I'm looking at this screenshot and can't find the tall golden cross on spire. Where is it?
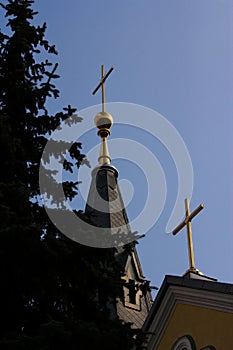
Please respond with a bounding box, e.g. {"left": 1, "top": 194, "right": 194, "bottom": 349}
{"left": 173, "top": 198, "right": 204, "bottom": 275}
{"left": 92, "top": 65, "right": 114, "bottom": 112}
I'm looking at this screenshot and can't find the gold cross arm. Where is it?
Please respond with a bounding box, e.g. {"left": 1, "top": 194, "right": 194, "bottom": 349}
{"left": 172, "top": 198, "right": 204, "bottom": 273}
{"left": 92, "top": 65, "right": 114, "bottom": 112}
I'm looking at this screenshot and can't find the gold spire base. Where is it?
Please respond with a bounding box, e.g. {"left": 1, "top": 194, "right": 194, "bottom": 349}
{"left": 183, "top": 267, "right": 204, "bottom": 276}
{"left": 98, "top": 137, "right": 111, "bottom": 165}
{"left": 97, "top": 128, "right": 110, "bottom": 138}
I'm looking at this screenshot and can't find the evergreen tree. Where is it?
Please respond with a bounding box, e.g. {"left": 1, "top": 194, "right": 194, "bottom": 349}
{"left": 0, "top": 1, "right": 145, "bottom": 349}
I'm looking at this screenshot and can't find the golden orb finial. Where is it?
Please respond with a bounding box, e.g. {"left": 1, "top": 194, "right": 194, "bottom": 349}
{"left": 94, "top": 111, "right": 114, "bottom": 138}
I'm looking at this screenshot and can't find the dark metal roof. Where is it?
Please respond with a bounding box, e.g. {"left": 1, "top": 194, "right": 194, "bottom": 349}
{"left": 85, "top": 164, "right": 152, "bottom": 327}
{"left": 85, "top": 164, "right": 131, "bottom": 232}
{"left": 85, "top": 164, "right": 141, "bottom": 248}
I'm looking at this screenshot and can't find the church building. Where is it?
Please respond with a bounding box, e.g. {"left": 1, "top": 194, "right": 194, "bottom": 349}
{"left": 86, "top": 66, "right": 233, "bottom": 349}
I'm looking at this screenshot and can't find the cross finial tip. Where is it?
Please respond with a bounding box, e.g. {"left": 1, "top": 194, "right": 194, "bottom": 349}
{"left": 173, "top": 198, "right": 205, "bottom": 272}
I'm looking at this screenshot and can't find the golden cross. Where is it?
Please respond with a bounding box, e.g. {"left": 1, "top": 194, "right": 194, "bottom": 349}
{"left": 92, "top": 64, "right": 114, "bottom": 112}
{"left": 173, "top": 198, "right": 204, "bottom": 274}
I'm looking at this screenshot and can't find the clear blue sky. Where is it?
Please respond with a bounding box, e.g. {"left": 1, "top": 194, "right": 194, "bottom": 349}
{"left": 2, "top": 0, "right": 233, "bottom": 289}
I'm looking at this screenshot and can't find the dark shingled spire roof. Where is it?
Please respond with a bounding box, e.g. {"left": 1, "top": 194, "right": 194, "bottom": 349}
{"left": 85, "top": 164, "right": 131, "bottom": 233}
{"left": 85, "top": 163, "right": 153, "bottom": 328}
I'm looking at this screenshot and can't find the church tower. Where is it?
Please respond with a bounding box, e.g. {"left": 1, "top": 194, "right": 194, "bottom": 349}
{"left": 84, "top": 65, "right": 153, "bottom": 328}
{"left": 83, "top": 66, "right": 233, "bottom": 347}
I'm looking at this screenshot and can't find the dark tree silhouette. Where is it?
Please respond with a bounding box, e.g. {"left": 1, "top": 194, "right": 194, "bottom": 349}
{"left": 0, "top": 1, "right": 145, "bottom": 349}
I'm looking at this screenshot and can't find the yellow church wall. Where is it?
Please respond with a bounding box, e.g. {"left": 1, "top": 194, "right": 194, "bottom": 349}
{"left": 156, "top": 303, "right": 233, "bottom": 350}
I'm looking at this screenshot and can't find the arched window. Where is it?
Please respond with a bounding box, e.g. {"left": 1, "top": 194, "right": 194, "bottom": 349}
{"left": 171, "top": 335, "right": 196, "bottom": 350}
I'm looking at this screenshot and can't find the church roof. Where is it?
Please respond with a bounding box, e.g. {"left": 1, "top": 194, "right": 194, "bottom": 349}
{"left": 143, "top": 273, "right": 233, "bottom": 332}
{"left": 84, "top": 163, "right": 152, "bottom": 328}
{"left": 85, "top": 164, "right": 131, "bottom": 234}
{"left": 86, "top": 66, "right": 152, "bottom": 327}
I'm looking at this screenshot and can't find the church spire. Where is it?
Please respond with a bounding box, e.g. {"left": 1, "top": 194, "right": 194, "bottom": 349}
{"left": 86, "top": 64, "right": 130, "bottom": 232}
{"left": 85, "top": 66, "right": 153, "bottom": 328}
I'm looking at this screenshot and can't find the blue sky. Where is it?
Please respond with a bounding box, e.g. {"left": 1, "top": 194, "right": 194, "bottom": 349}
{"left": 2, "top": 0, "right": 233, "bottom": 289}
